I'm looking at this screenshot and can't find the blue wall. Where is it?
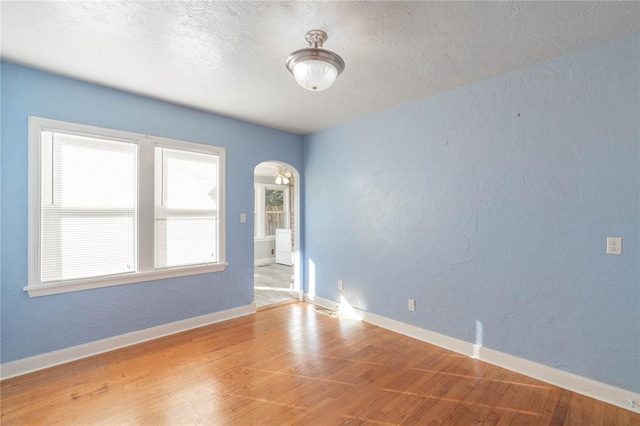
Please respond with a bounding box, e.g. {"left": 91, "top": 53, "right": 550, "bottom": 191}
{"left": 0, "top": 62, "right": 302, "bottom": 363}
{"left": 303, "top": 35, "right": 639, "bottom": 392}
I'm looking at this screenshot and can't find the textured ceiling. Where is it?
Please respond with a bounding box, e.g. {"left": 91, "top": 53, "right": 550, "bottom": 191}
{"left": 1, "top": 1, "right": 638, "bottom": 135}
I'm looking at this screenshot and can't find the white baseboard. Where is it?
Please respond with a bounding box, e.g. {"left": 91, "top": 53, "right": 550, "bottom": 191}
{"left": 254, "top": 257, "right": 275, "bottom": 266}
{"left": 0, "top": 303, "right": 256, "bottom": 381}
{"left": 304, "top": 294, "right": 640, "bottom": 413}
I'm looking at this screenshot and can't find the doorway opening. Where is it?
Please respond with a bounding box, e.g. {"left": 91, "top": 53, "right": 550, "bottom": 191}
{"left": 253, "top": 161, "right": 301, "bottom": 308}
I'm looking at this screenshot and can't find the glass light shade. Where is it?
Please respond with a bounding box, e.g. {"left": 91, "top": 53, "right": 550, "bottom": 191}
{"left": 274, "top": 175, "right": 290, "bottom": 185}
{"left": 292, "top": 60, "right": 338, "bottom": 91}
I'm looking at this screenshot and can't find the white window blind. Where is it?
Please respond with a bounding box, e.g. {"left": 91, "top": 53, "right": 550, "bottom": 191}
{"left": 40, "top": 131, "right": 137, "bottom": 283}
{"left": 155, "top": 147, "right": 218, "bottom": 269}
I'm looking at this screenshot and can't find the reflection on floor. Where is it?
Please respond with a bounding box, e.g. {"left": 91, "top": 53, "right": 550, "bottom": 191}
{"left": 254, "top": 263, "right": 296, "bottom": 308}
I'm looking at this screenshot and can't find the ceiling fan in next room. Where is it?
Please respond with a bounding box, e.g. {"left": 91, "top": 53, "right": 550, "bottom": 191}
{"left": 274, "top": 167, "right": 293, "bottom": 185}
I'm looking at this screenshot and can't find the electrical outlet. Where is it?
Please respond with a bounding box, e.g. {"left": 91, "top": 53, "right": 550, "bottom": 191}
{"left": 607, "top": 237, "right": 622, "bottom": 255}
{"left": 338, "top": 280, "right": 343, "bottom": 290}
{"left": 408, "top": 299, "right": 415, "bottom": 311}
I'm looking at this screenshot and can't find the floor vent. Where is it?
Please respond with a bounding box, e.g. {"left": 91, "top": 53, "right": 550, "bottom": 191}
{"left": 314, "top": 306, "right": 338, "bottom": 318}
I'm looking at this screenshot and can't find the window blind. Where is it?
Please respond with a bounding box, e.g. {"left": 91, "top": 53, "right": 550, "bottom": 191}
{"left": 40, "top": 131, "right": 137, "bottom": 283}
{"left": 154, "top": 147, "right": 218, "bottom": 269}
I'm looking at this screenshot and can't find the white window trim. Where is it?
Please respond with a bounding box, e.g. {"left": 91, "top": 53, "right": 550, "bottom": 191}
{"left": 26, "top": 116, "right": 227, "bottom": 297}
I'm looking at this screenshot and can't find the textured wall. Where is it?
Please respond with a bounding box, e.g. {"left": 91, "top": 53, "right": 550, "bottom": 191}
{"left": 303, "top": 35, "right": 639, "bottom": 392}
{"left": 0, "top": 62, "right": 302, "bottom": 363}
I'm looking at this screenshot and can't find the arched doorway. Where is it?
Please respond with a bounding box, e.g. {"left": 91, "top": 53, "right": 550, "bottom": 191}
{"left": 253, "top": 161, "right": 301, "bottom": 308}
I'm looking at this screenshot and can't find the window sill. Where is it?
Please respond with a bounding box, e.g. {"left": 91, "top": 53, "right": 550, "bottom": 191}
{"left": 24, "top": 263, "right": 228, "bottom": 297}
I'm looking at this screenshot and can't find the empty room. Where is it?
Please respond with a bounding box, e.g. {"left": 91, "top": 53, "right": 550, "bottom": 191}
{"left": 1, "top": 1, "right": 639, "bottom": 424}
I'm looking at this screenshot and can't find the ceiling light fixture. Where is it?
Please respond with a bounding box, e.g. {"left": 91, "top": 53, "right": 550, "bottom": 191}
{"left": 274, "top": 169, "right": 292, "bottom": 185}
{"left": 286, "top": 29, "right": 345, "bottom": 92}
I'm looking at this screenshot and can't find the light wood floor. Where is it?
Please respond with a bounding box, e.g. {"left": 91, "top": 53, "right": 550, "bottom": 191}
{"left": 1, "top": 302, "right": 637, "bottom": 425}
{"left": 254, "top": 263, "right": 296, "bottom": 308}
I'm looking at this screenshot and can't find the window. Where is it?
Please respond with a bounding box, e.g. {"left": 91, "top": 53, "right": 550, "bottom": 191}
{"left": 254, "top": 184, "right": 289, "bottom": 239}
{"left": 265, "top": 189, "right": 286, "bottom": 236}
{"left": 27, "top": 117, "right": 226, "bottom": 297}
{"left": 39, "top": 130, "right": 138, "bottom": 282}
{"left": 155, "top": 147, "right": 218, "bottom": 269}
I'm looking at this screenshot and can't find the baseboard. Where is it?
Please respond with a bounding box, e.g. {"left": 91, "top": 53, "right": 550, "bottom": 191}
{"left": 0, "top": 302, "right": 257, "bottom": 381}
{"left": 304, "top": 294, "right": 640, "bottom": 413}
{"left": 254, "top": 257, "right": 275, "bottom": 266}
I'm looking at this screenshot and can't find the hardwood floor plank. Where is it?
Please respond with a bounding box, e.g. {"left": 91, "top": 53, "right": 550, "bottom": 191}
{"left": 565, "top": 393, "right": 595, "bottom": 426}
{"left": 1, "top": 302, "right": 638, "bottom": 425}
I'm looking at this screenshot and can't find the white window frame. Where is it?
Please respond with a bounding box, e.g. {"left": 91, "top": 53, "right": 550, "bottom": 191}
{"left": 26, "top": 117, "right": 226, "bottom": 297}
{"left": 254, "top": 183, "right": 290, "bottom": 240}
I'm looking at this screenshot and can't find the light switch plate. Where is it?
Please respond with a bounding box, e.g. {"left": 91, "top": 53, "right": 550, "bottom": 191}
{"left": 240, "top": 213, "right": 246, "bottom": 223}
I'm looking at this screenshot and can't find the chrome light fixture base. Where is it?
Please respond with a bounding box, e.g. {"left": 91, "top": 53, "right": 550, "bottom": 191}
{"left": 286, "top": 30, "right": 345, "bottom": 91}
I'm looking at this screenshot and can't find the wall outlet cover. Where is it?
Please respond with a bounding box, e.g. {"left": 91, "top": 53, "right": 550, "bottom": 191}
{"left": 606, "top": 237, "right": 622, "bottom": 255}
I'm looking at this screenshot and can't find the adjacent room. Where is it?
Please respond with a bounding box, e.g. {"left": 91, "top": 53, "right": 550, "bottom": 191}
{"left": 253, "top": 161, "right": 298, "bottom": 308}
{"left": 1, "top": 1, "right": 638, "bottom": 424}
